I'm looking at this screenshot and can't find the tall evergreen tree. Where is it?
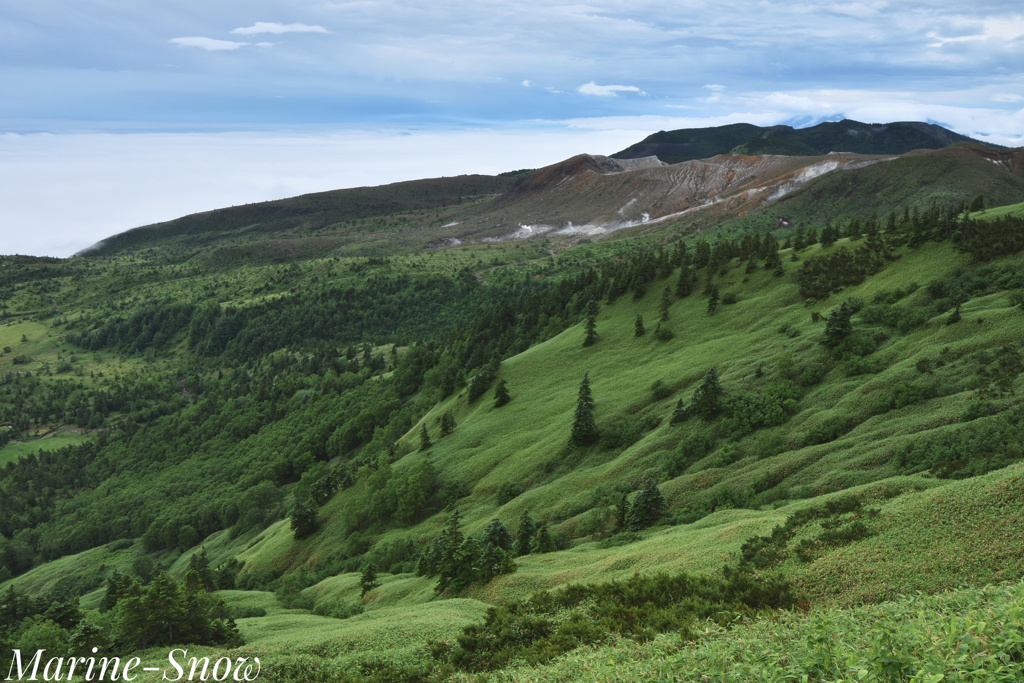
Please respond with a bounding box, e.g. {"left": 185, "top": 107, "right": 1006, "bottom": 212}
{"left": 477, "top": 540, "right": 516, "bottom": 582}
{"left": 625, "top": 479, "right": 667, "bottom": 531}
{"left": 569, "top": 373, "right": 599, "bottom": 447}
{"left": 360, "top": 563, "right": 381, "bottom": 597}
{"left": 823, "top": 301, "right": 854, "bottom": 348}
{"left": 635, "top": 314, "right": 646, "bottom": 337}
{"left": 690, "top": 368, "right": 723, "bottom": 421}
{"left": 483, "top": 518, "right": 514, "bottom": 551}
{"left": 419, "top": 423, "right": 432, "bottom": 450}
{"left": 188, "top": 548, "right": 214, "bottom": 592}
{"left": 440, "top": 410, "right": 456, "bottom": 437}
{"left": 660, "top": 287, "right": 672, "bottom": 321}
{"left": 583, "top": 299, "right": 598, "bottom": 347}
{"left": 422, "top": 509, "right": 465, "bottom": 589}
{"left": 675, "top": 267, "right": 694, "bottom": 297}
{"left": 615, "top": 493, "right": 631, "bottom": 532}
{"left": 493, "top": 379, "right": 511, "bottom": 407}
{"left": 533, "top": 525, "right": 557, "bottom": 553}
{"left": 707, "top": 285, "right": 720, "bottom": 316}
{"left": 143, "top": 571, "right": 187, "bottom": 646}
{"left": 514, "top": 510, "right": 537, "bottom": 557}
{"left": 113, "top": 581, "right": 148, "bottom": 651}
{"left": 445, "top": 537, "right": 483, "bottom": 592}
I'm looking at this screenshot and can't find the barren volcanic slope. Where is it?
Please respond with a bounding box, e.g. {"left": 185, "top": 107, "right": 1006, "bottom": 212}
{"left": 458, "top": 143, "right": 1024, "bottom": 244}
{"left": 483, "top": 152, "right": 883, "bottom": 238}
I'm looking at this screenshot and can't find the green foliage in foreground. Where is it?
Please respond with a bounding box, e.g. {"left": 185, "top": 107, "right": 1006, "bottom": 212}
{"left": 483, "top": 579, "right": 1024, "bottom": 683}
{"left": 436, "top": 567, "right": 795, "bottom": 673}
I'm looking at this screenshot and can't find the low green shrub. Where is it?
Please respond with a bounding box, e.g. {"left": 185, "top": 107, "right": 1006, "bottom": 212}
{"left": 894, "top": 404, "right": 1024, "bottom": 478}
{"left": 312, "top": 598, "right": 365, "bottom": 620}
{"left": 496, "top": 481, "right": 524, "bottom": 505}
{"left": 435, "top": 567, "right": 795, "bottom": 673}
{"left": 803, "top": 416, "right": 850, "bottom": 445}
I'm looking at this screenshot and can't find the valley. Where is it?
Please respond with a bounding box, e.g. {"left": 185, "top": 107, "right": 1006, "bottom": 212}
{"left": 3, "top": 121, "right": 1024, "bottom": 682}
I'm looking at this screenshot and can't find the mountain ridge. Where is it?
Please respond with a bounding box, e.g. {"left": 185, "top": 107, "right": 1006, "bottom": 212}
{"left": 612, "top": 119, "right": 999, "bottom": 164}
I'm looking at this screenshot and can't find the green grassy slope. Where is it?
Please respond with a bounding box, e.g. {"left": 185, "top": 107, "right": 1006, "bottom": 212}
{"left": 4, "top": 150, "right": 1024, "bottom": 683}
{"left": 468, "top": 577, "right": 1024, "bottom": 683}
{"left": 766, "top": 146, "right": 1024, "bottom": 225}
{"left": 226, "top": 237, "right": 1024, "bottom": 612}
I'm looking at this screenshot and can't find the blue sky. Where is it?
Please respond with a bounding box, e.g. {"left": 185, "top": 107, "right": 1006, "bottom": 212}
{"left": 1, "top": 0, "right": 1022, "bottom": 255}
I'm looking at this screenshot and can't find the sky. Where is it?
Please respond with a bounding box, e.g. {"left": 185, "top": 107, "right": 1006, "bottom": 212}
{"left": 1, "top": 1, "right": 1022, "bottom": 257}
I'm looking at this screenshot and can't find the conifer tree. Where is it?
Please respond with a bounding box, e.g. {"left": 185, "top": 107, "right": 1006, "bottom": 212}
{"left": 947, "top": 305, "right": 962, "bottom": 325}
{"left": 477, "top": 540, "right": 516, "bottom": 582}
{"left": 446, "top": 537, "right": 483, "bottom": 592}
{"left": 707, "top": 285, "right": 720, "bottom": 316}
{"left": 478, "top": 518, "right": 517, "bottom": 581}
{"left": 675, "top": 267, "right": 694, "bottom": 297}
{"left": 419, "top": 423, "right": 432, "bottom": 450}
{"left": 635, "top": 314, "right": 646, "bottom": 337}
{"left": 569, "top": 373, "right": 599, "bottom": 447}
{"left": 793, "top": 226, "right": 807, "bottom": 250}
{"left": 773, "top": 261, "right": 785, "bottom": 277}
{"left": 188, "top": 548, "right": 215, "bottom": 592}
{"left": 745, "top": 257, "right": 758, "bottom": 274}
{"left": 493, "top": 379, "right": 511, "bottom": 407}
{"left": 113, "top": 580, "right": 148, "bottom": 650}
{"left": 630, "top": 276, "right": 648, "bottom": 300}
{"left": 514, "top": 510, "right": 537, "bottom": 557}
{"left": 625, "top": 479, "right": 667, "bottom": 531}
{"left": 440, "top": 410, "right": 456, "bottom": 437}
{"left": 425, "top": 509, "right": 465, "bottom": 590}
{"left": 583, "top": 298, "right": 598, "bottom": 347}
{"left": 534, "top": 525, "right": 557, "bottom": 553}
{"left": 615, "top": 493, "right": 630, "bottom": 532}
{"left": 690, "top": 368, "right": 723, "bottom": 421}
{"left": 483, "top": 518, "right": 514, "bottom": 551}
{"left": 144, "top": 571, "right": 187, "bottom": 646}
{"left": 360, "top": 563, "right": 380, "bottom": 597}
{"left": 823, "top": 301, "right": 854, "bottom": 348}
{"left": 670, "top": 398, "right": 687, "bottom": 423}
{"left": 660, "top": 287, "right": 672, "bottom": 321}
{"left": 468, "top": 366, "right": 495, "bottom": 402}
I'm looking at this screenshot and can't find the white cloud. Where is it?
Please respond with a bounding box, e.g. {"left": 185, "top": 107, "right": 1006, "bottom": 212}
{"left": 578, "top": 82, "right": 643, "bottom": 97}
{"left": 704, "top": 84, "right": 726, "bottom": 91}
{"left": 829, "top": 2, "right": 887, "bottom": 19}
{"left": 522, "top": 80, "right": 532, "bottom": 87}
{"left": 231, "top": 22, "right": 330, "bottom": 36}
{"left": 257, "top": 42, "right": 275, "bottom": 48}
{"left": 170, "top": 37, "right": 248, "bottom": 51}
{"left": 991, "top": 93, "right": 1023, "bottom": 103}
{"left": 0, "top": 127, "right": 643, "bottom": 257}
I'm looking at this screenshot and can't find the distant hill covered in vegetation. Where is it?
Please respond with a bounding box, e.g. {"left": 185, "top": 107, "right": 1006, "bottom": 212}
{"left": 612, "top": 119, "right": 995, "bottom": 164}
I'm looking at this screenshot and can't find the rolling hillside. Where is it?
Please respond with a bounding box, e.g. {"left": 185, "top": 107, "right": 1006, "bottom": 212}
{"left": 3, "top": 129, "right": 1024, "bottom": 682}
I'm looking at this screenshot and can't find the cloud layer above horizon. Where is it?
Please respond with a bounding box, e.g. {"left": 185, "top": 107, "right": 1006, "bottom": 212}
{"left": 1, "top": 0, "right": 1021, "bottom": 139}
{"left": 1, "top": 0, "right": 1022, "bottom": 254}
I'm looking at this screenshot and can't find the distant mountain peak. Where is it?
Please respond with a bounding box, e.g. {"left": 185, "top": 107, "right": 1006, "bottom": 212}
{"left": 612, "top": 119, "right": 1001, "bottom": 164}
